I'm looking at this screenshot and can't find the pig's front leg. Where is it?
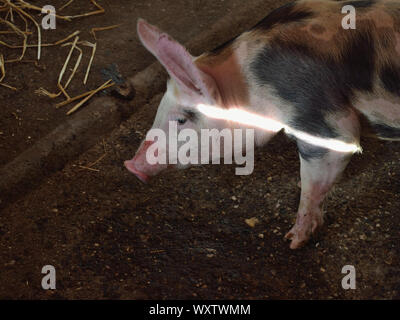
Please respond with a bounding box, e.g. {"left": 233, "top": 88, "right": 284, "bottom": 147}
{"left": 285, "top": 145, "right": 353, "bottom": 249}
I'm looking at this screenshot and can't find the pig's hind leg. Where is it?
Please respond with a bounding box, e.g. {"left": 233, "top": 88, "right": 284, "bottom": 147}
{"left": 285, "top": 145, "right": 354, "bottom": 249}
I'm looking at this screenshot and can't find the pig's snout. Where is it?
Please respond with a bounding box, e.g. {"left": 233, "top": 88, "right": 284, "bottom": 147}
{"left": 124, "top": 159, "right": 150, "bottom": 183}
{"left": 124, "top": 140, "right": 168, "bottom": 183}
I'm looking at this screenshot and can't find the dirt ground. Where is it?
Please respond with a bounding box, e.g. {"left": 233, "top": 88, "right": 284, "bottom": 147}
{"left": 0, "top": 0, "right": 399, "bottom": 300}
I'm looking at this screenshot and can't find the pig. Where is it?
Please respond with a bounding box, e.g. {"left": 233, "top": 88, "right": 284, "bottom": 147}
{"left": 125, "top": 0, "right": 400, "bottom": 249}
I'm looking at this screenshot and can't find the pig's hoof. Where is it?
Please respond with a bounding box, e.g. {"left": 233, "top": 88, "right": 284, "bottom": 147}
{"left": 285, "top": 226, "right": 310, "bottom": 249}
{"left": 284, "top": 214, "right": 323, "bottom": 249}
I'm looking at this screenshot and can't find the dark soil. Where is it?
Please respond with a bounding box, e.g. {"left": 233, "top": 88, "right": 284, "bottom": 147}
{"left": 0, "top": 0, "right": 399, "bottom": 300}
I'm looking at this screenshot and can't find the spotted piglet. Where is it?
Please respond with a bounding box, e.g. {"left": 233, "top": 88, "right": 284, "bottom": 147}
{"left": 125, "top": 0, "right": 400, "bottom": 249}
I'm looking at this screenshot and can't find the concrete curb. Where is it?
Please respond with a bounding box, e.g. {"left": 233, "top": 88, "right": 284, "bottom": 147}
{"left": 0, "top": 97, "right": 121, "bottom": 208}
{"left": 0, "top": 0, "right": 276, "bottom": 209}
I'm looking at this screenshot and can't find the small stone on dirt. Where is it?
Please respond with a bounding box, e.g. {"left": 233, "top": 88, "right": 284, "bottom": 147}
{"left": 245, "top": 217, "right": 259, "bottom": 228}
{"left": 359, "top": 234, "right": 367, "bottom": 240}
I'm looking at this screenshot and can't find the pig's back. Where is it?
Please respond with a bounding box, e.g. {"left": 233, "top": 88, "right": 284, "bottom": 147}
{"left": 235, "top": 0, "right": 400, "bottom": 140}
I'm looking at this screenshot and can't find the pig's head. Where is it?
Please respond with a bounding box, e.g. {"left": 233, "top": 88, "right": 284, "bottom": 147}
{"left": 125, "top": 19, "right": 229, "bottom": 182}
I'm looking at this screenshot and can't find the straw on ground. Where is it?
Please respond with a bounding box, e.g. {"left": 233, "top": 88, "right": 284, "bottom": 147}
{"left": 0, "top": 0, "right": 118, "bottom": 114}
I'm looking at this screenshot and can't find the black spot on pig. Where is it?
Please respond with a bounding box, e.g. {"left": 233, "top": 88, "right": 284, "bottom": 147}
{"left": 340, "top": 29, "right": 376, "bottom": 92}
{"left": 250, "top": 27, "right": 375, "bottom": 138}
{"left": 380, "top": 64, "right": 400, "bottom": 97}
{"left": 253, "top": 2, "right": 313, "bottom": 31}
{"left": 250, "top": 42, "right": 345, "bottom": 138}
{"left": 297, "top": 141, "right": 329, "bottom": 161}
{"left": 371, "top": 123, "right": 400, "bottom": 139}
{"left": 342, "top": 0, "right": 376, "bottom": 8}
{"left": 211, "top": 2, "right": 313, "bottom": 55}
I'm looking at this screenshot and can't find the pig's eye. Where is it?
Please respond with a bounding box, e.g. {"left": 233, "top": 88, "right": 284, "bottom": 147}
{"left": 177, "top": 118, "right": 187, "bottom": 125}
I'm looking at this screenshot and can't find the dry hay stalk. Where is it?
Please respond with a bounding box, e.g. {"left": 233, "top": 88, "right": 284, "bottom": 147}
{"left": 61, "top": 40, "right": 96, "bottom": 85}
{"left": 62, "top": 0, "right": 105, "bottom": 20}
{"left": 0, "top": 16, "right": 27, "bottom": 61}
{"left": 0, "top": 82, "right": 16, "bottom": 89}
{"left": 4, "top": 0, "right": 42, "bottom": 59}
{"left": 0, "top": 30, "right": 31, "bottom": 34}
{"left": 61, "top": 40, "right": 83, "bottom": 90}
{"left": 0, "top": 53, "right": 5, "bottom": 81}
{"left": 4, "top": 5, "right": 12, "bottom": 22}
{"left": 59, "top": 0, "right": 74, "bottom": 11}
{"left": 55, "top": 82, "right": 114, "bottom": 108}
{"left": 0, "top": 53, "right": 16, "bottom": 90}
{"left": 78, "top": 165, "right": 100, "bottom": 172}
{"left": 16, "top": 8, "right": 28, "bottom": 32}
{"left": 13, "top": 1, "right": 70, "bottom": 21}
{"left": 1, "top": 30, "right": 81, "bottom": 49}
{"left": 35, "top": 35, "right": 81, "bottom": 99}
{"left": 15, "top": 0, "right": 105, "bottom": 20}
{"left": 83, "top": 41, "right": 96, "bottom": 84}
{"left": 57, "top": 35, "right": 79, "bottom": 99}
{"left": 36, "top": 38, "right": 104, "bottom": 104}
{"left": 78, "top": 152, "right": 107, "bottom": 172}
{"left": 91, "top": 24, "right": 121, "bottom": 40}
{"left": 66, "top": 79, "right": 114, "bottom": 115}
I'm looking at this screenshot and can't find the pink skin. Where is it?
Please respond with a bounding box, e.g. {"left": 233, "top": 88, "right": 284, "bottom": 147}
{"left": 285, "top": 150, "right": 353, "bottom": 249}
{"left": 124, "top": 141, "right": 151, "bottom": 183}
{"left": 124, "top": 160, "right": 149, "bottom": 183}
{"left": 124, "top": 140, "right": 168, "bottom": 183}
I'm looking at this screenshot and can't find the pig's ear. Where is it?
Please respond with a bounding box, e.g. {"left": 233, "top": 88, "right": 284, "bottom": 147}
{"left": 137, "top": 19, "right": 163, "bottom": 57}
{"left": 156, "top": 35, "right": 214, "bottom": 99}
{"left": 137, "top": 19, "right": 216, "bottom": 100}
